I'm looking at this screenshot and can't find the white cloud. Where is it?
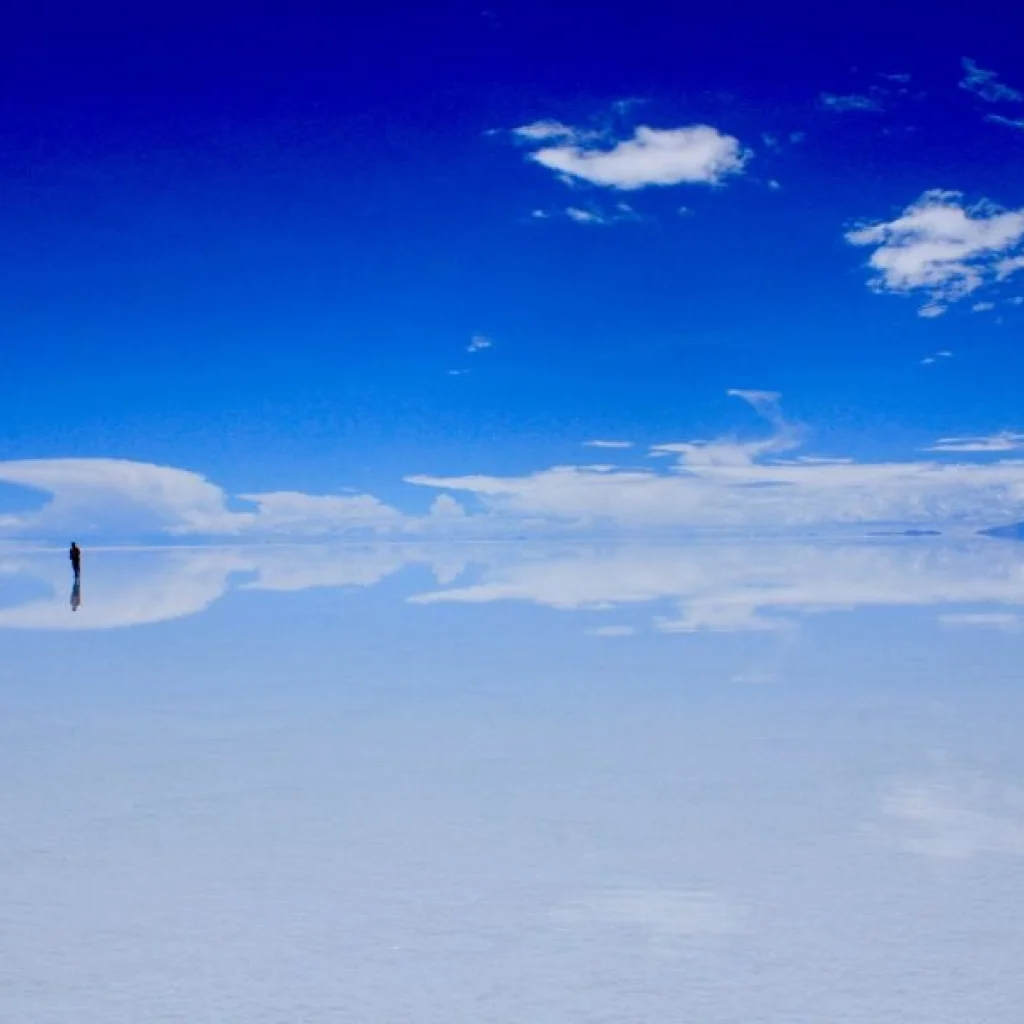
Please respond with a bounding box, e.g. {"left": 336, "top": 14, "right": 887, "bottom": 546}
{"left": 879, "top": 773, "right": 1024, "bottom": 859}
{"left": 0, "top": 458, "right": 469, "bottom": 542}
{"left": 819, "top": 92, "right": 882, "bottom": 112}
{"left": 940, "top": 611, "right": 1024, "bottom": 631}
{"left": 646, "top": 390, "right": 800, "bottom": 470}
{"left": 986, "top": 113, "right": 1024, "bottom": 130}
{"left": 583, "top": 440, "right": 633, "bottom": 450}
{"left": 7, "top": 394, "right": 1024, "bottom": 543}
{"left": 467, "top": 334, "right": 493, "bottom": 353}
{"left": 972, "top": 301, "right": 996, "bottom": 312}
{"left": 586, "top": 625, "right": 635, "bottom": 637}
{"left": 408, "top": 389, "right": 1024, "bottom": 532}
{"left": 235, "top": 491, "right": 405, "bottom": 536}
{"left": 997, "top": 254, "right": 1024, "bottom": 280}
{"left": 538, "top": 204, "right": 641, "bottom": 226}
{"left": 566, "top": 207, "right": 605, "bottom": 224}
{"left": 552, "top": 888, "right": 745, "bottom": 937}
{"left": 0, "top": 459, "right": 235, "bottom": 537}
{"left": 960, "top": 57, "right": 1023, "bottom": 104}
{"left": 846, "top": 189, "right": 1024, "bottom": 315}
{"left": 520, "top": 123, "right": 748, "bottom": 190}
{"left": 927, "top": 432, "right": 1024, "bottom": 452}
{"left": 409, "top": 455, "right": 1024, "bottom": 532}
{"left": 511, "top": 120, "right": 583, "bottom": 143}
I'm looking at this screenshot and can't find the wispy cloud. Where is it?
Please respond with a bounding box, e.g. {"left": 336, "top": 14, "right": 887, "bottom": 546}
{"left": 564, "top": 202, "right": 641, "bottom": 225}
{"left": 514, "top": 121, "right": 749, "bottom": 190}
{"left": 927, "top": 431, "right": 1024, "bottom": 452}
{"left": 583, "top": 440, "right": 633, "bottom": 449}
{"left": 511, "top": 120, "right": 593, "bottom": 144}
{"left": 586, "top": 625, "right": 636, "bottom": 637}
{"left": 878, "top": 771, "right": 1024, "bottom": 859}
{"left": 467, "top": 335, "right": 493, "bottom": 353}
{"left": 819, "top": 92, "right": 882, "bottom": 112}
{"left": 940, "top": 611, "right": 1024, "bottom": 631}
{"left": 566, "top": 207, "right": 603, "bottom": 224}
{"left": 846, "top": 190, "right": 1024, "bottom": 315}
{"left": 986, "top": 113, "right": 1024, "bottom": 131}
{"left": 552, "top": 888, "right": 745, "bottom": 937}
{"left": 960, "top": 57, "right": 1023, "bottom": 104}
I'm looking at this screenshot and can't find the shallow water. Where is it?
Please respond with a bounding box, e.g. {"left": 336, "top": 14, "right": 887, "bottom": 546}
{"left": 2, "top": 538, "right": 1023, "bottom": 1022}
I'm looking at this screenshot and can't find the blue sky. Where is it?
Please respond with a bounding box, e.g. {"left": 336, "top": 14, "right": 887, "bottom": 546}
{"left": 2, "top": 4, "right": 1024, "bottom": 536}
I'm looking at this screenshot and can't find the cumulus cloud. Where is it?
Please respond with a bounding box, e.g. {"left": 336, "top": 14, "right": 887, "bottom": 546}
{"left": 927, "top": 432, "right": 1024, "bottom": 452}
{"left": 518, "top": 123, "right": 748, "bottom": 190}
{"left": 0, "top": 458, "right": 468, "bottom": 542}
{"left": 6, "top": 394, "right": 1024, "bottom": 542}
{"left": 847, "top": 190, "right": 1024, "bottom": 315}
{"left": 0, "top": 459, "right": 235, "bottom": 537}
{"left": 960, "top": 57, "right": 1023, "bottom": 104}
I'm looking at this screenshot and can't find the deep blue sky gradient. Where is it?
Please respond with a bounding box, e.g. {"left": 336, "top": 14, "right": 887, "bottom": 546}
{"left": 2, "top": 2, "right": 1023, "bottom": 498}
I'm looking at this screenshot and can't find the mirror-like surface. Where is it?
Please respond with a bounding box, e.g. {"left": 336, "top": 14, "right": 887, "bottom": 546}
{"left": 2, "top": 539, "right": 1023, "bottom": 1021}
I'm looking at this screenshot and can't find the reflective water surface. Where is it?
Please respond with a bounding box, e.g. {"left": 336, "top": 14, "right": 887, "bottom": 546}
{"left": 2, "top": 538, "right": 1023, "bottom": 1021}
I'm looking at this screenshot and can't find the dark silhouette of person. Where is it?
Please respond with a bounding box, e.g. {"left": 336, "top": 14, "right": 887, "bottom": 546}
{"left": 70, "top": 578, "right": 81, "bottom": 612}
{"left": 70, "top": 541, "right": 81, "bottom": 580}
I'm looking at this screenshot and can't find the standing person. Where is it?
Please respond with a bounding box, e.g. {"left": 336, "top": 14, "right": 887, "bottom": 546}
{"left": 69, "top": 542, "right": 81, "bottom": 579}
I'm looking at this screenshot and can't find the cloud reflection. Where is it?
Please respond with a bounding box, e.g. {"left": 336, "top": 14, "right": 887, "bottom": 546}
{"left": 2, "top": 536, "right": 1023, "bottom": 632}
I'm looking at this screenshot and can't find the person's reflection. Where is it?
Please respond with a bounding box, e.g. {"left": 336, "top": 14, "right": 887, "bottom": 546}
{"left": 70, "top": 578, "right": 81, "bottom": 612}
